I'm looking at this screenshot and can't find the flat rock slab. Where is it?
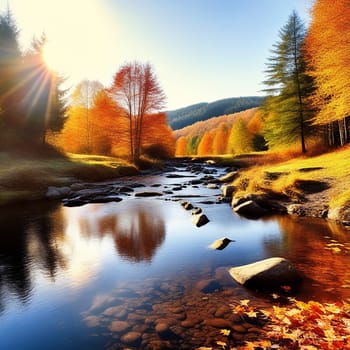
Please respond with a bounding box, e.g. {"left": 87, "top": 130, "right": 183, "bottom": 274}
{"left": 219, "top": 171, "right": 238, "bottom": 183}
{"left": 229, "top": 257, "right": 301, "bottom": 291}
{"left": 134, "top": 191, "right": 163, "bottom": 197}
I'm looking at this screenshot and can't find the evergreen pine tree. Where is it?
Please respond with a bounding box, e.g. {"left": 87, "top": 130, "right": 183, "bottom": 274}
{"left": 0, "top": 9, "right": 23, "bottom": 138}
{"left": 262, "top": 11, "right": 314, "bottom": 153}
{"left": 22, "top": 34, "right": 67, "bottom": 144}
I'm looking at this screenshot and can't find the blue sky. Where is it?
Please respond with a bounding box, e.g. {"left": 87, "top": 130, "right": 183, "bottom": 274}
{"left": 3, "top": 0, "right": 313, "bottom": 109}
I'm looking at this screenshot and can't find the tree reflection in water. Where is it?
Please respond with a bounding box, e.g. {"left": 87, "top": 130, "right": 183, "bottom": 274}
{"left": 76, "top": 200, "right": 166, "bottom": 263}
{"left": 268, "top": 215, "right": 350, "bottom": 302}
{"left": 0, "top": 202, "right": 66, "bottom": 313}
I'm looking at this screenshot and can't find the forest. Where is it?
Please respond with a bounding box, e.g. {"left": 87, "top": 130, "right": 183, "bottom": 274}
{"left": 0, "top": 0, "right": 350, "bottom": 165}
{"left": 167, "top": 96, "right": 263, "bottom": 130}
{"left": 0, "top": 11, "right": 174, "bottom": 165}
{"left": 174, "top": 0, "right": 350, "bottom": 159}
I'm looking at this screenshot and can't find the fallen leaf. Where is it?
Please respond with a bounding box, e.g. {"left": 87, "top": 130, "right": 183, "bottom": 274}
{"left": 216, "top": 340, "right": 226, "bottom": 348}
{"left": 220, "top": 329, "right": 231, "bottom": 336}
{"left": 245, "top": 310, "right": 258, "bottom": 318}
{"left": 240, "top": 299, "right": 250, "bottom": 306}
{"left": 325, "top": 303, "right": 341, "bottom": 314}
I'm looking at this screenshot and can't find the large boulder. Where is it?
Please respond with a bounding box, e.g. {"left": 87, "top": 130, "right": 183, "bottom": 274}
{"left": 221, "top": 184, "right": 236, "bottom": 198}
{"left": 229, "top": 257, "right": 301, "bottom": 291}
{"left": 232, "top": 194, "right": 286, "bottom": 219}
{"left": 328, "top": 206, "right": 350, "bottom": 224}
{"left": 233, "top": 200, "right": 268, "bottom": 219}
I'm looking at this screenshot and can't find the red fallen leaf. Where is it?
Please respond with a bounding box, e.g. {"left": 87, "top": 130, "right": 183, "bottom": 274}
{"left": 310, "top": 302, "right": 325, "bottom": 315}
{"left": 312, "top": 326, "right": 325, "bottom": 337}
{"left": 288, "top": 317, "right": 303, "bottom": 328}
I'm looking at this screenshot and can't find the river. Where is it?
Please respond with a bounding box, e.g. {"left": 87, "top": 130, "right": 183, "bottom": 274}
{"left": 1, "top": 160, "right": 350, "bottom": 349}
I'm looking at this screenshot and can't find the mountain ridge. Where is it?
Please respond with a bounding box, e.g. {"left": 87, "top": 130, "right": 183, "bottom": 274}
{"left": 166, "top": 96, "right": 264, "bottom": 130}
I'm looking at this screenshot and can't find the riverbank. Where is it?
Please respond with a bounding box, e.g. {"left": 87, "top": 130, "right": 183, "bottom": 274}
{"left": 229, "top": 145, "right": 350, "bottom": 225}
{"left": 0, "top": 150, "right": 138, "bottom": 205}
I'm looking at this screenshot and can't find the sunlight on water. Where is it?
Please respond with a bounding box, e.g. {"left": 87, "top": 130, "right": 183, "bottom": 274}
{"left": 1, "top": 167, "right": 350, "bottom": 349}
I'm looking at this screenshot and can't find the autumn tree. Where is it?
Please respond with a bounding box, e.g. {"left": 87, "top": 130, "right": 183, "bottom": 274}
{"left": 68, "top": 80, "right": 103, "bottom": 152}
{"left": 305, "top": 0, "right": 350, "bottom": 146}
{"left": 109, "top": 61, "right": 166, "bottom": 163}
{"left": 247, "top": 110, "right": 267, "bottom": 151}
{"left": 186, "top": 135, "right": 201, "bottom": 155}
{"left": 197, "top": 131, "right": 214, "bottom": 156}
{"left": 89, "top": 90, "right": 129, "bottom": 155}
{"left": 263, "top": 11, "right": 314, "bottom": 153}
{"left": 175, "top": 136, "right": 188, "bottom": 156}
{"left": 141, "top": 112, "right": 175, "bottom": 158}
{"left": 226, "top": 118, "right": 252, "bottom": 155}
{"left": 212, "top": 122, "right": 229, "bottom": 155}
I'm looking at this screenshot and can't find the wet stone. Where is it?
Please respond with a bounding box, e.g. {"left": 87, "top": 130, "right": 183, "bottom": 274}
{"left": 84, "top": 315, "right": 100, "bottom": 328}
{"left": 109, "top": 320, "right": 130, "bottom": 333}
{"left": 214, "top": 305, "right": 231, "bottom": 318}
{"left": 204, "top": 318, "right": 232, "bottom": 329}
{"left": 121, "top": 331, "right": 142, "bottom": 346}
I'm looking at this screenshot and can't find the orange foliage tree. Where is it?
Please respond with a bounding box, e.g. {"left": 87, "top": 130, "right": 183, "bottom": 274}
{"left": 197, "top": 131, "right": 214, "bottom": 156}
{"left": 247, "top": 110, "right": 267, "bottom": 151}
{"left": 89, "top": 90, "right": 129, "bottom": 156}
{"left": 141, "top": 112, "right": 175, "bottom": 158}
{"left": 305, "top": 0, "right": 350, "bottom": 146}
{"left": 109, "top": 61, "right": 166, "bottom": 162}
{"left": 212, "top": 122, "right": 229, "bottom": 155}
{"left": 175, "top": 136, "right": 188, "bottom": 156}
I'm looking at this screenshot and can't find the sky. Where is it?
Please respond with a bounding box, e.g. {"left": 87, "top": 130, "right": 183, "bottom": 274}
{"left": 1, "top": 0, "right": 313, "bottom": 110}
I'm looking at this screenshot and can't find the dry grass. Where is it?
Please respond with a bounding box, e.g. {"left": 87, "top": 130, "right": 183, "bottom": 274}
{"left": 232, "top": 145, "right": 350, "bottom": 209}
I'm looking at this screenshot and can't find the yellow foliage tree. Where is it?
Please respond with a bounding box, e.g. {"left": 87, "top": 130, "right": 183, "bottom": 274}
{"left": 305, "top": 0, "right": 350, "bottom": 145}
{"left": 226, "top": 118, "right": 252, "bottom": 155}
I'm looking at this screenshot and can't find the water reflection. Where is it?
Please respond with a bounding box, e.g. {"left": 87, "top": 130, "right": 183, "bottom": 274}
{"left": 271, "top": 215, "right": 350, "bottom": 301}
{"left": 0, "top": 202, "right": 66, "bottom": 313}
{"left": 70, "top": 200, "right": 166, "bottom": 263}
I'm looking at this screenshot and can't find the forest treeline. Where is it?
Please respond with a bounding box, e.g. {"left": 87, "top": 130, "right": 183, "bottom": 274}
{"left": 1, "top": 0, "right": 350, "bottom": 163}
{"left": 167, "top": 96, "right": 263, "bottom": 130}
{"left": 174, "top": 108, "right": 264, "bottom": 156}
{"left": 176, "top": 0, "right": 350, "bottom": 157}
{"left": 0, "top": 10, "right": 173, "bottom": 163}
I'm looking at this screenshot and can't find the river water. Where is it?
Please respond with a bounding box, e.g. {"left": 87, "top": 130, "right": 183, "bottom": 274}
{"left": 1, "top": 161, "right": 350, "bottom": 349}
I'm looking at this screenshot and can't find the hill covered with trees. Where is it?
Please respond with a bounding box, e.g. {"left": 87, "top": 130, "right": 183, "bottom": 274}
{"left": 174, "top": 107, "right": 266, "bottom": 156}
{"left": 167, "top": 96, "right": 264, "bottom": 130}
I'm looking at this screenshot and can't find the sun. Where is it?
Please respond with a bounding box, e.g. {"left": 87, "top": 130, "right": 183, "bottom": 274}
{"left": 42, "top": 42, "right": 66, "bottom": 74}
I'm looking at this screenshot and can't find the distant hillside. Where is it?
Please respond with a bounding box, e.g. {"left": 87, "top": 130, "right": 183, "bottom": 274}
{"left": 174, "top": 107, "right": 258, "bottom": 139}
{"left": 167, "top": 96, "right": 264, "bottom": 130}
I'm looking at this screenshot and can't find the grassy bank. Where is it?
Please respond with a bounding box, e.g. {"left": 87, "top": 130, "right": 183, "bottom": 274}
{"left": 0, "top": 151, "right": 138, "bottom": 205}
{"left": 230, "top": 145, "right": 350, "bottom": 221}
